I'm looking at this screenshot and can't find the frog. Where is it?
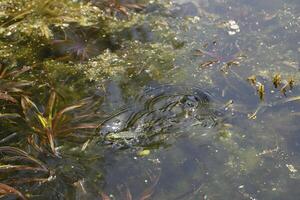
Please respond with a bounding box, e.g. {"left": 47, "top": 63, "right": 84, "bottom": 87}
{"left": 99, "top": 84, "right": 221, "bottom": 149}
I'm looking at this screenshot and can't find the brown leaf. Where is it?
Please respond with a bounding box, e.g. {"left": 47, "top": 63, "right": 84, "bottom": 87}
{"left": 21, "top": 96, "right": 40, "bottom": 114}
{"left": 0, "top": 92, "right": 17, "bottom": 103}
{"left": 199, "top": 60, "right": 218, "bottom": 68}
{"left": 52, "top": 103, "right": 84, "bottom": 129}
{"left": 0, "top": 183, "right": 27, "bottom": 200}
{"left": 2, "top": 66, "right": 31, "bottom": 79}
{"left": 46, "top": 129, "right": 56, "bottom": 155}
{"left": 139, "top": 188, "right": 154, "bottom": 200}
{"left": 56, "top": 123, "right": 98, "bottom": 135}
{"left": 139, "top": 170, "right": 160, "bottom": 200}
{"left": 0, "top": 146, "right": 48, "bottom": 171}
{"left": 116, "top": 6, "right": 129, "bottom": 16}
{"left": 101, "top": 192, "right": 111, "bottom": 200}
{"left": 123, "top": 3, "right": 145, "bottom": 10}
{"left": 125, "top": 185, "right": 133, "bottom": 200}
{"left": 0, "top": 64, "right": 8, "bottom": 78}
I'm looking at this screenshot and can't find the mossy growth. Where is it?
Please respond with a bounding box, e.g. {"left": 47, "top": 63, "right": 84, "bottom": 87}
{"left": 0, "top": 0, "right": 177, "bottom": 85}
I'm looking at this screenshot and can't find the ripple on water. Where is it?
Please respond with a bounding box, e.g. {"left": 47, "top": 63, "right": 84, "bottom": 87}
{"left": 99, "top": 84, "right": 223, "bottom": 149}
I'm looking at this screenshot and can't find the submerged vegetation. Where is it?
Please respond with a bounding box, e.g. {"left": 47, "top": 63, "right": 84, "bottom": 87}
{"left": 19, "top": 92, "right": 98, "bottom": 156}
{"left": 0, "top": 0, "right": 179, "bottom": 198}
{"left": 0, "top": 0, "right": 300, "bottom": 199}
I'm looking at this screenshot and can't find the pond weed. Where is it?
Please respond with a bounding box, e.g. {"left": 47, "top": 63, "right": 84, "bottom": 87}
{"left": 20, "top": 91, "right": 98, "bottom": 156}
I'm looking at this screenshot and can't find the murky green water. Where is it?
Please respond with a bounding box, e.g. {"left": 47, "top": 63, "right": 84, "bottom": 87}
{"left": 93, "top": 1, "right": 300, "bottom": 199}
{"left": 1, "top": 0, "right": 300, "bottom": 199}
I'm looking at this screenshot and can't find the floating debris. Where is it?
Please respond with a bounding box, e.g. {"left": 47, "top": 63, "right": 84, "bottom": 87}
{"left": 257, "top": 146, "right": 279, "bottom": 156}
{"left": 280, "top": 77, "right": 295, "bottom": 95}
{"left": 288, "top": 78, "right": 295, "bottom": 89}
{"left": 247, "top": 75, "right": 257, "bottom": 86}
{"left": 256, "top": 82, "right": 265, "bottom": 100}
{"left": 195, "top": 41, "right": 244, "bottom": 71}
{"left": 272, "top": 74, "right": 281, "bottom": 88}
{"left": 137, "top": 149, "right": 151, "bottom": 156}
{"left": 226, "top": 20, "right": 240, "bottom": 35}
{"left": 286, "top": 164, "right": 298, "bottom": 173}
{"left": 248, "top": 104, "right": 264, "bottom": 120}
{"left": 199, "top": 60, "right": 218, "bottom": 68}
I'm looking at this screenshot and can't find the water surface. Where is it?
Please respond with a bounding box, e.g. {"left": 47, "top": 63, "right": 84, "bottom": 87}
{"left": 1, "top": 0, "right": 300, "bottom": 199}
{"left": 94, "top": 0, "right": 300, "bottom": 199}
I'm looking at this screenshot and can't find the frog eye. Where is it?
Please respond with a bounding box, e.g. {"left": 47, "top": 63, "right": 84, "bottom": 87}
{"left": 192, "top": 89, "right": 210, "bottom": 103}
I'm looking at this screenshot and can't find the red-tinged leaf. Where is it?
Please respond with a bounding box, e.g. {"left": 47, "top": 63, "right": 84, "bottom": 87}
{"left": 123, "top": 3, "right": 145, "bottom": 10}
{"left": 46, "top": 129, "right": 56, "bottom": 155}
{"left": 0, "top": 65, "right": 8, "bottom": 78}
{"left": 52, "top": 103, "right": 84, "bottom": 129}
{"left": 139, "top": 170, "right": 160, "bottom": 200}
{"left": 139, "top": 188, "right": 154, "bottom": 200}
{"left": 0, "top": 92, "right": 17, "bottom": 103}
{"left": 116, "top": 6, "right": 128, "bottom": 16}
{"left": 27, "top": 135, "right": 45, "bottom": 153}
{"left": 6, "top": 177, "right": 51, "bottom": 185}
{"left": 0, "top": 146, "right": 48, "bottom": 171}
{"left": 51, "top": 39, "right": 70, "bottom": 45}
{"left": 125, "top": 186, "right": 132, "bottom": 200}
{"left": 101, "top": 192, "right": 111, "bottom": 200}
{"left": 3, "top": 66, "right": 31, "bottom": 79}
{"left": 199, "top": 60, "right": 218, "bottom": 68}
{"left": 56, "top": 104, "right": 84, "bottom": 118}
{"left": 0, "top": 183, "right": 27, "bottom": 200}
{"left": 56, "top": 123, "right": 98, "bottom": 135}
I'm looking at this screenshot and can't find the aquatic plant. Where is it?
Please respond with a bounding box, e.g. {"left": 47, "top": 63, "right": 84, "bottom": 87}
{"left": 0, "top": 64, "right": 31, "bottom": 103}
{"left": 0, "top": 0, "right": 102, "bottom": 39}
{"left": 0, "top": 183, "right": 27, "bottom": 200}
{"left": 50, "top": 26, "right": 114, "bottom": 61}
{"left": 194, "top": 41, "right": 246, "bottom": 73}
{"left": 0, "top": 0, "right": 113, "bottom": 64}
{"left": 20, "top": 91, "right": 98, "bottom": 156}
{"left": 0, "top": 146, "right": 52, "bottom": 199}
{"left": 0, "top": 146, "right": 50, "bottom": 181}
{"left": 101, "top": 169, "right": 160, "bottom": 200}
{"left": 75, "top": 41, "right": 175, "bottom": 84}
{"left": 0, "top": 0, "right": 175, "bottom": 84}
{"left": 91, "top": 0, "right": 145, "bottom": 17}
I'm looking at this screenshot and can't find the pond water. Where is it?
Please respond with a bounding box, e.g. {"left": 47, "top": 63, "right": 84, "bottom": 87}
{"left": 92, "top": 1, "right": 300, "bottom": 199}
{"left": 1, "top": 0, "right": 300, "bottom": 199}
